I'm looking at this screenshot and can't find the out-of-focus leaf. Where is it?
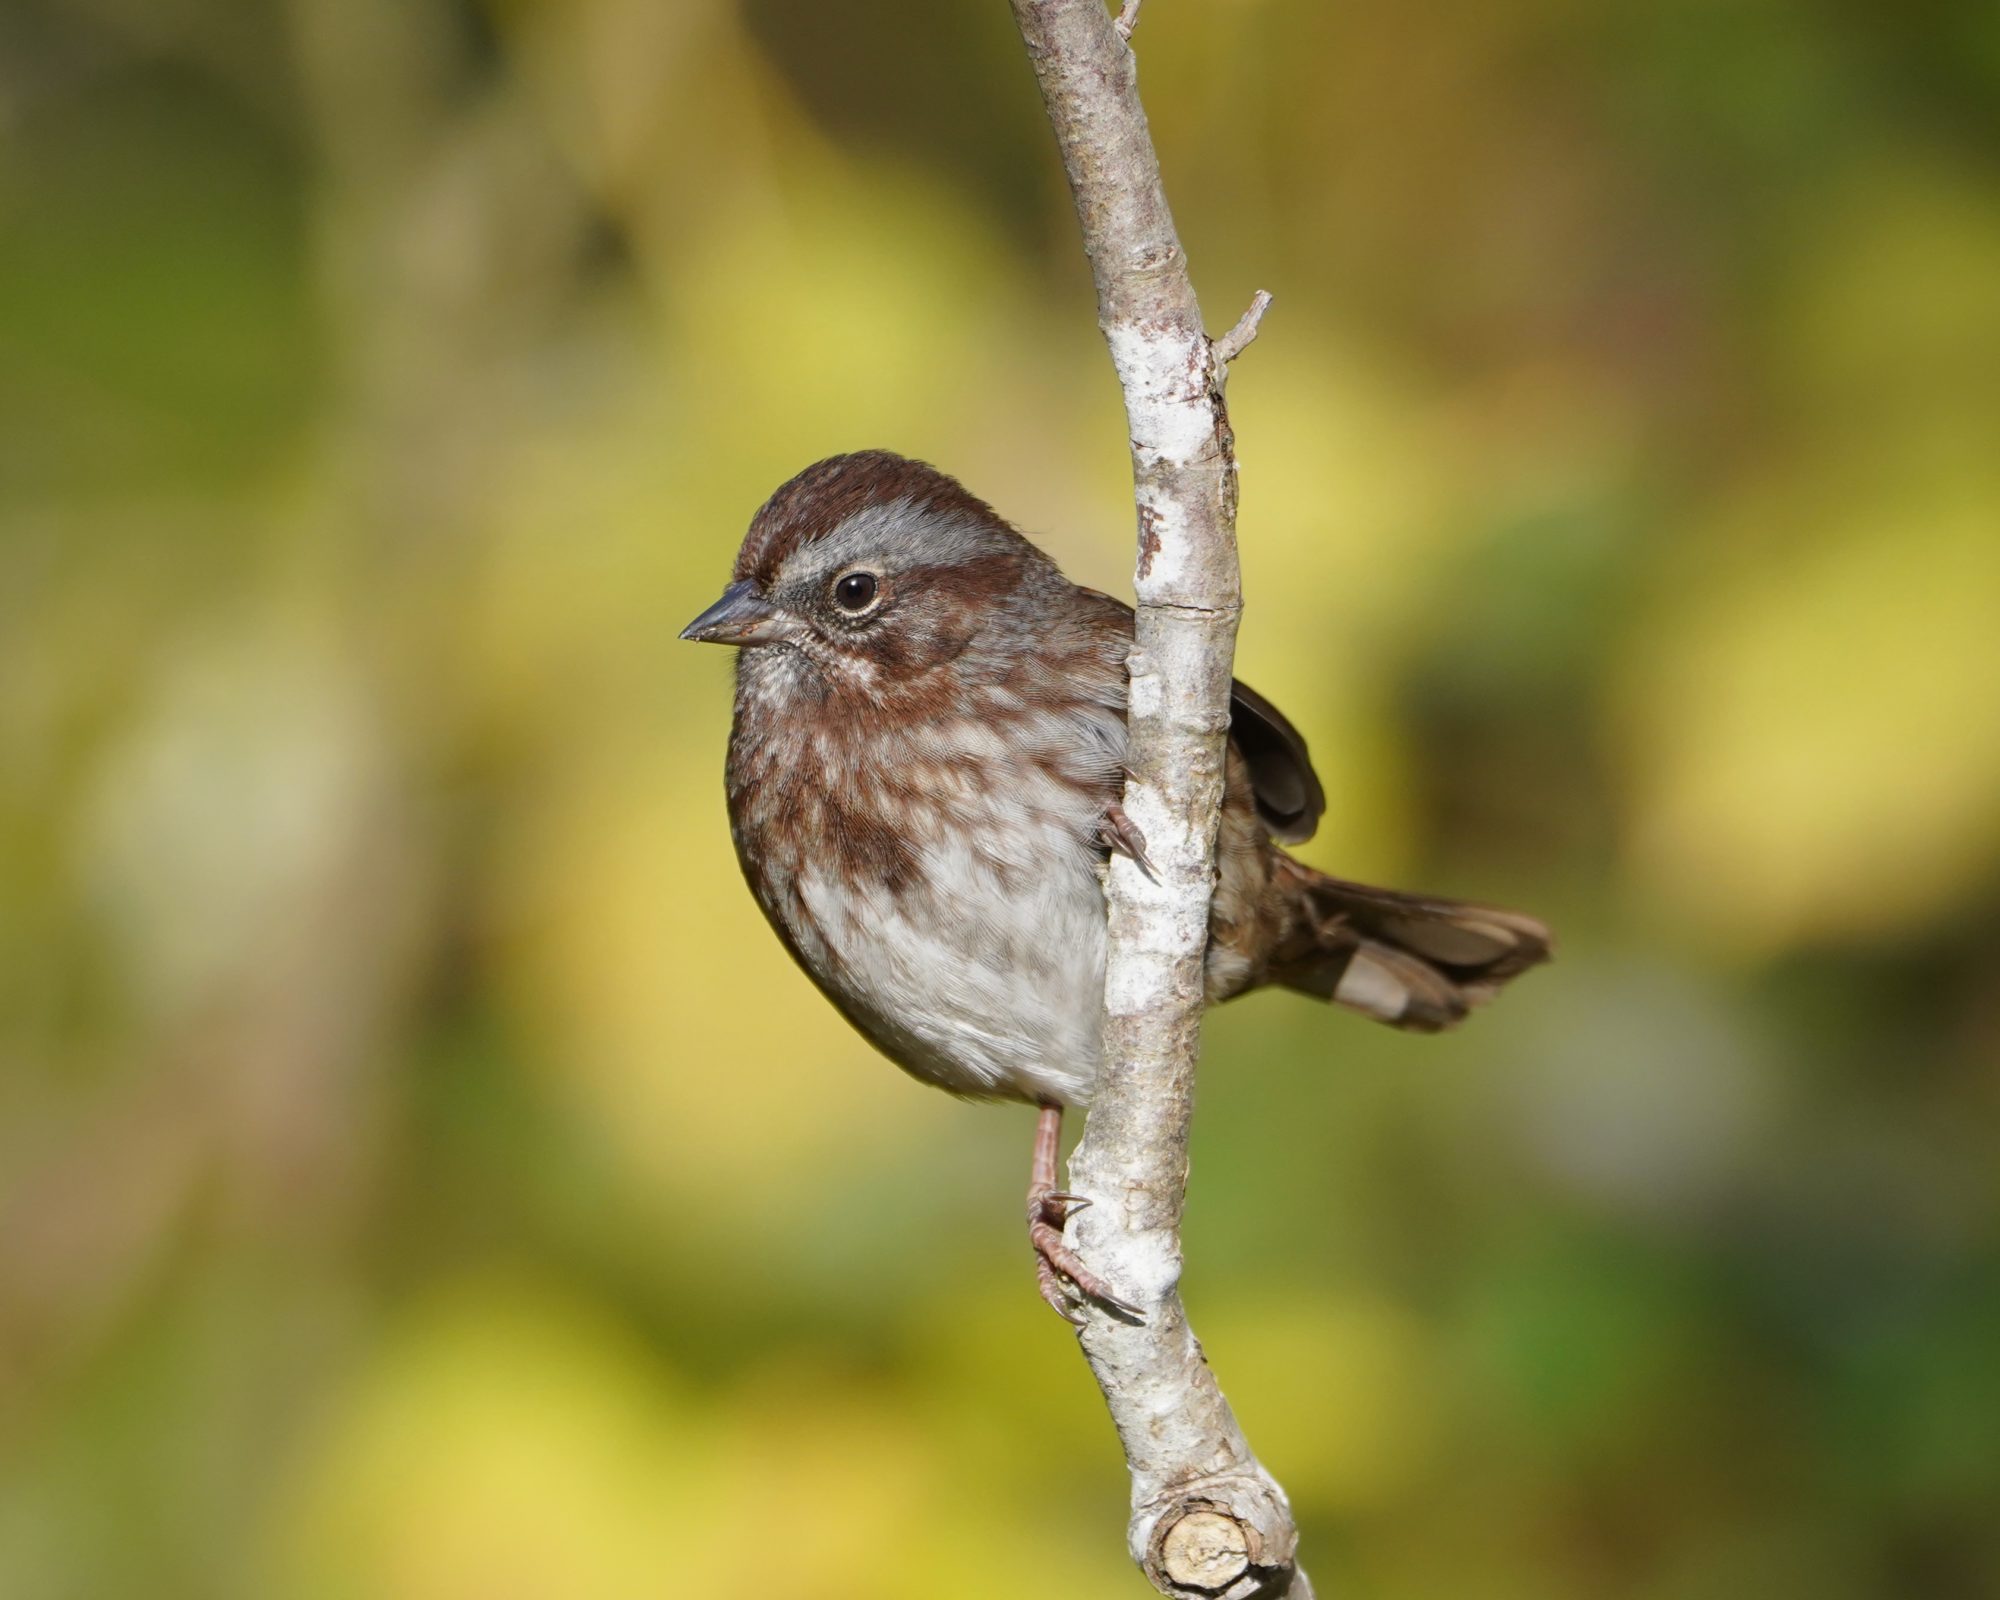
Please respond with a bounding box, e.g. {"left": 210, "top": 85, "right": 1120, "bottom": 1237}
{"left": 1616, "top": 467, "right": 2000, "bottom": 950}
{"left": 268, "top": 1279, "right": 716, "bottom": 1600}
{"left": 1204, "top": 1290, "right": 1445, "bottom": 1515}
{"left": 0, "top": 76, "right": 315, "bottom": 493}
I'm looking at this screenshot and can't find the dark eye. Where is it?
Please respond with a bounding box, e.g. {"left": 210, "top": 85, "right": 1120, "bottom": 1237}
{"left": 832, "top": 571, "right": 879, "bottom": 613}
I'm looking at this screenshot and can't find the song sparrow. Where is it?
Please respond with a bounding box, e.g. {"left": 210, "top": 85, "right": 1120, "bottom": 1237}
{"left": 683, "top": 451, "right": 1551, "bottom": 1318}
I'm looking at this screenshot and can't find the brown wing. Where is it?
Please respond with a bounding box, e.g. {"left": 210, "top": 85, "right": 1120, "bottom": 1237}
{"left": 1072, "top": 586, "right": 1326, "bottom": 845}
{"left": 1227, "top": 677, "right": 1325, "bottom": 844}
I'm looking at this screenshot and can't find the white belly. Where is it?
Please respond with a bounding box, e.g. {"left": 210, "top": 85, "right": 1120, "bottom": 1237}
{"left": 792, "top": 822, "right": 1108, "bottom": 1106}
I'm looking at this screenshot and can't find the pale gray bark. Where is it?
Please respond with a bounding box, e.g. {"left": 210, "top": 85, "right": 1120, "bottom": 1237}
{"left": 1006, "top": 3, "right": 1310, "bottom": 1596}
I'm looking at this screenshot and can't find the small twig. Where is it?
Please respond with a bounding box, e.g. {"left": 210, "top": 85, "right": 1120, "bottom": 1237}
{"left": 1114, "top": 0, "right": 1143, "bottom": 41}
{"left": 1213, "top": 289, "right": 1274, "bottom": 368}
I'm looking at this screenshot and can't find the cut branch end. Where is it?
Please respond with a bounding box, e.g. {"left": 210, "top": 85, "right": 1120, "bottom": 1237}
{"left": 1142, "top": 1483, "right": 1310, "bottom": 1600}
{"left": 1158, "top": 1509, "right": 1250, "bottom": 1591}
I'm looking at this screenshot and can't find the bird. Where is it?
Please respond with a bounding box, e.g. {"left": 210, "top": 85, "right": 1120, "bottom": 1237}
{"left": 682, "top": 450, "right": 1551, "bottom": 1319}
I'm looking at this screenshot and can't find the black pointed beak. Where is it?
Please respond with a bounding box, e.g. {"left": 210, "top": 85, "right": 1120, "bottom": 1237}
{"left": 680, "top": 580, "right": 786, "bottom": 646}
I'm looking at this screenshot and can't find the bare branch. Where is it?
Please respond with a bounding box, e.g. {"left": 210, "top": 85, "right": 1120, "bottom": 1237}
{"left": 1006, "top": 1, "right": 1313, "bottom": 1595}
{"left": 1214, "top": 289, "right": 1275, "bottom": 368}
{"left": 1114, "top": 0, "right": 1143, "bottom": 40}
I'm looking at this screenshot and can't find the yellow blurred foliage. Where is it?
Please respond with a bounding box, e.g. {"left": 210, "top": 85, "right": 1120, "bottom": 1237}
{"left": 8, "top": 1, "right": 2000, "bottom": 1596}
{"left": 1622, "top": 475, "right": 2000, "bottom": 950}
{"left": 1204, "top": 1290, "right": 1444, "bottom": 1515}
{"left": 269, "top": 1278, "right": 1133, "bottom": 1600}
{"left": 271, "top": 1279, "right": 714, "bottom": 1600}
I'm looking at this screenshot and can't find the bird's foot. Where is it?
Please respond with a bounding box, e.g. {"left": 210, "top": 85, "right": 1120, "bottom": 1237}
{"left": 1099, "top": 801, "right": 1159, "bottom": 880}
{"left": 1027, "top": 1186, "right": 1144, "bottom": 1325}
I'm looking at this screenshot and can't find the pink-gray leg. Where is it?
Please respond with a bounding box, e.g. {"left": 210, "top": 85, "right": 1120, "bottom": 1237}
{"left": 1027, "top": 1104, "right": 1141, "bottom": 1322}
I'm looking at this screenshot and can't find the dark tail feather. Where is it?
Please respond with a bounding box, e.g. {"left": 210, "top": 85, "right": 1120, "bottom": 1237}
{"left": 1274, "top": 860, "right": 1553, "bottom": 1032}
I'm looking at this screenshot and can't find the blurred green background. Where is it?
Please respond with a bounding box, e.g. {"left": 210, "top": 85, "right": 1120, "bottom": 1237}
{"left": 4, "top": 0, "right": 1999, "bottom": 1595}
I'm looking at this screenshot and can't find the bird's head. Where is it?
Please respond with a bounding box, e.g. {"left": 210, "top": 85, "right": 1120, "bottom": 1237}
{"left": 681, "top": 451, "right": 1055, "bottom": 700}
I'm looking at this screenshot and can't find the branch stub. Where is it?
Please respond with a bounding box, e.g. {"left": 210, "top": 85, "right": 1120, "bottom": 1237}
{"left": 1158, "top": 1508, "right": 1252, "bottom": 1592}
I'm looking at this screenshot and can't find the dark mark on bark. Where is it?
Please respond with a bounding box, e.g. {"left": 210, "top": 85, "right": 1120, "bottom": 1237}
{"left": 1137, "top": 503, "right": 1164, "bottom": 577}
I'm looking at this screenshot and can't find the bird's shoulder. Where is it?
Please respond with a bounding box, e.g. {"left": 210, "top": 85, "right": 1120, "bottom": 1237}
{"left": 1057, "top": 584, "right": 1325, "bottom": 844}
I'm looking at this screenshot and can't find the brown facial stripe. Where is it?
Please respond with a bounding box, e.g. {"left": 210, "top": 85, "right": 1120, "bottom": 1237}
{"left": 888, "top": 553, "right": 1031, "bottom": 618}
{"left": 836, "top": 552, "right": 1034, "bottom": 676}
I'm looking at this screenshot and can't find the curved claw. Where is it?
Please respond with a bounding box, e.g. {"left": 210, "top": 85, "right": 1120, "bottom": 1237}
{"left": 1037, "top": 1190, "right": 1093, "bottom": 1224}
{"left": 1100, "top": 802, "right": 1159, "bottom": 881}
{"left": 1029, "top": 1213, "right": 1146, "bottom": 1323}
{"left": 1035, "top": 1252, "right": 1089, "bottom": 1326}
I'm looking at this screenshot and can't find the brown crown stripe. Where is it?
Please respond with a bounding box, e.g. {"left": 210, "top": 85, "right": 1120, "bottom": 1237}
{"left": 734, "top": 451, "right": 1007, "bottom": 588}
